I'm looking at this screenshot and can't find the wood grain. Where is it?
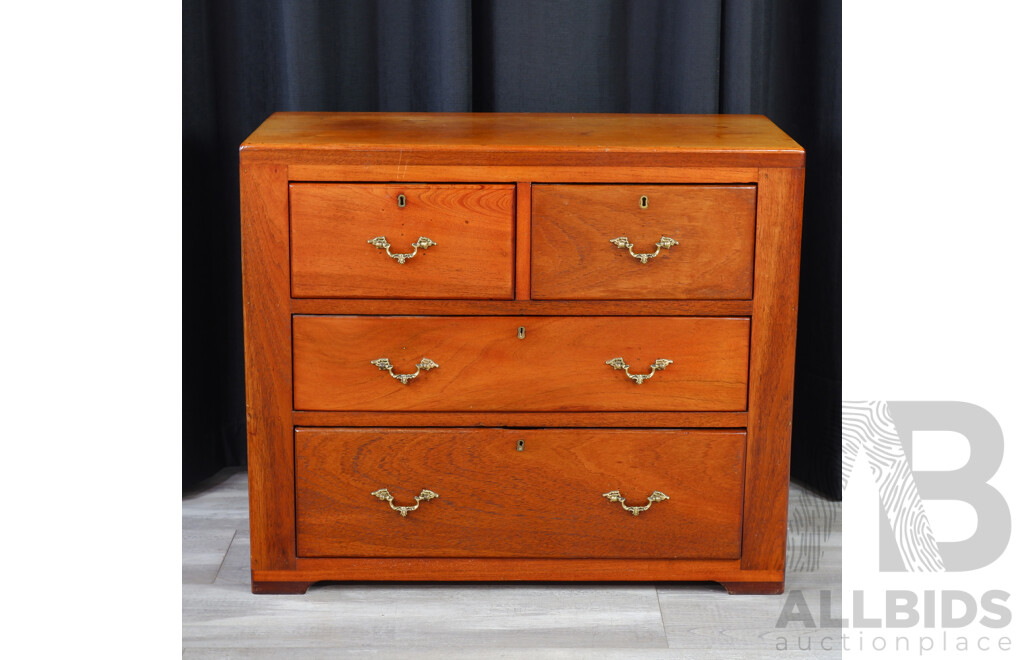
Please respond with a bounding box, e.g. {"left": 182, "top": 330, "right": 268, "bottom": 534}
{"left": 255, "top": 562, "right": 782, "bottom": 584}
{"left": 241, "top": 145, "right": 798, "bottom": 168}
{"left": 295, "top": 428, "right": 744, "bottom": 559}
{"left": 290, "top": 411, "right": 747, "bottom": 427}
{"left": 532, "top": 185, "right": 755, "bottom": 300}
{"left": 292, "top": 316, "right": 750, "bottom": 412}
{"left": 514, "top": 182, "right": 530, "bottom": 299}
{"left": 742, "top": 167, "right": 805, "bottom": 573}
{"left": 290, "top": 183, "right": 514, "bottom": 299}
{"left": 290, "top": 299, "right": 754, "bottom": 316}
{"left": 239, "top": 161, "right": 295, "bottom": 571}
{"left": 287, "top": 164, "right": 760, "bottom": 184}
{"left": 241, "top": 113, "right": 805, "bottom": 168}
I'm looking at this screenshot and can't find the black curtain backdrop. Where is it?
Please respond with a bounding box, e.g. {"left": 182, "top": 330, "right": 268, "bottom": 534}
{"left": 183, "top": 0, "right": 841, "bottom": 498}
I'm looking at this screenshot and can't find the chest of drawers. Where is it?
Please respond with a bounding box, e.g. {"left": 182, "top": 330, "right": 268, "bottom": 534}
{"left": 240, "top": 113, "right": 804, "bottom": 595}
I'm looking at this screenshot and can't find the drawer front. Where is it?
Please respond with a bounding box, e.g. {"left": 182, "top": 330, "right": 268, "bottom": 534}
{"left": 290, "top": 183, "right": 515, "bottom": 299}
{"left": 293, "top": 315, "right": 749, "bottom": 412}
{"left": 532, "top": 184, "right": 756, "bottom": 300}
{"left": 295, "top": 428, "right": 745, "bottom": 559}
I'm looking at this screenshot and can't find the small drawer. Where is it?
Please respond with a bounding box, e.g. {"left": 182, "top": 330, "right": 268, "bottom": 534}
{"left": 290, "top": 183, "right": 515, "bottom": 299}
{"left": 531, "top": 184, "right": 756, "bottom": 300}
{"left": 292, "top": 315, "right": 749, "bottom": 412}
{"left": 295, "top": 428, "right": 745, "bottom": 559}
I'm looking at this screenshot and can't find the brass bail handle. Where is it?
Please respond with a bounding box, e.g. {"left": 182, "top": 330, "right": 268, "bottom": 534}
{"left": 605, "top": 357, "right": 672, "bottom": 384}
{"left": 371, "top": 488, "right": 439, "bottom": 517}
{"left": 608, "top": 235, "right": 678, "bottom": 264}
{"left": 602, "top": 490, "right": 670, "bottom": 516}
{"left": 371, "top": 357, "right": 439, "bottom": 385}
{"left": 368, "top": 235, "right": 436, "bottom": 264}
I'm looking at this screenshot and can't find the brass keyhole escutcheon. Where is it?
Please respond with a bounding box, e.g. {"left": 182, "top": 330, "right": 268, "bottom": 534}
{"left": 517, "top": 326, "right": 526, "bottom": 339}
{"left": 639, "top": 195, "right": 648, "bottom": 209}
{"left": 517, "top": 439, "right": 525, "bottom": 451}
{"left": 397, "top": 193, "right": 407, "bottom": 208}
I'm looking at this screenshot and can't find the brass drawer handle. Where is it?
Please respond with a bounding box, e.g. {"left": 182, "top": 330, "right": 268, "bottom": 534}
{"left": 371, "top": 488, "right": 439, "bottom": 517}
{"left": 609, "top": 236, "right": 678, "bottom": 264}
{"left": 368, "top": 235, "right": 436, "bottom": 264}
{"left": 602, "top": 490, "right": 669, "bottom": 516}
{"left": 605, "top": 357, "right": 672, "bottom": 384}
{"left": 371, "top": 357, "right": 439, "bottom": 385}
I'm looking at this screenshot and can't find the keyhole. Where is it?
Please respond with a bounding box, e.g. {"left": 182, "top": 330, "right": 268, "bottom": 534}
{"left": 639, "top": 195, "right": 648, "bottom": 209}
{"left": 398, "top": 194, "right": 406, "bottom": 208}
{"left": 517, "top": 326, "right": 526, "bottom": 339}
{"left": 516, "top": 439, "right": 525, "bottom": 451}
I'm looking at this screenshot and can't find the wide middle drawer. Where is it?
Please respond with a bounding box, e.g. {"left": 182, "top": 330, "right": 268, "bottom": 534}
{"left": 292, "top": 315, "right": 750, "bottom": 411}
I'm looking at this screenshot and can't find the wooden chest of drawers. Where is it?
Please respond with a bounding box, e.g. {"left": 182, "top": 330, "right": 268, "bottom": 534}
{"left": 240, "top": 113, "right": 804, "bottom": 595}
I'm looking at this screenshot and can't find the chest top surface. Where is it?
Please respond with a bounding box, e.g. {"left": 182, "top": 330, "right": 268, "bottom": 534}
{"left": 241, "top": 112, "right": 803, "bottom": 167}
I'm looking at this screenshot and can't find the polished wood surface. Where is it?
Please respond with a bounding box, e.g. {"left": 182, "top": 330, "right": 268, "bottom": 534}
{"left": 240, "top": 162, "right": 296, "bottom": 572}
{"left": 514, "top": 182, "right": 531, "bottom": 300}
{"left": 742, "top": 167, "right": 804, "bottom": 574}
{"left": 242, "top": 113, "right": 804, "bottom": 169}
{"left": 240, "top": 112, "right": 804, "bottom": 594}
{"left": 290, "top": 298, "right": 754, "bottom": 316}
{"left": 287, "top": 164, "right": 760, "bottom": 184}
{"left": 292, "top": 316, "right": 750, "bottom": 412}
{"left": 295, "top": 428, "right": 744, "bottom": 559}
{"left": 290, "top": 183, "right": 514, "bottom": 299}
{"left": 532, "top": 185, "right": 755, "bottom": 300}
{"left": 291, "top": 411, "right": 747, "bottom": 427}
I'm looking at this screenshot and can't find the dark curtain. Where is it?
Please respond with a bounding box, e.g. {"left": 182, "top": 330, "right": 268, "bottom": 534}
{"left": 183, "top": 0, "right": 841, "bottom": 498}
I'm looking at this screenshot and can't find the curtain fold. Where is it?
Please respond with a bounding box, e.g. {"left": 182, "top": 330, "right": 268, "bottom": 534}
{"left": 183, "top": 0, "right": 841, "bottom": 498}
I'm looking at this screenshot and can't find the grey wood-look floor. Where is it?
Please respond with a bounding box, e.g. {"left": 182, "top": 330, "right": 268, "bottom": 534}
{"left": 183, "top": 469, "right": 840, "bottom": 658}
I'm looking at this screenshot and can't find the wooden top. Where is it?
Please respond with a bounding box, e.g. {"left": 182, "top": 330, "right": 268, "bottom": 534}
{"left": 241, "top": 113, "right": 804, "bottom": 167}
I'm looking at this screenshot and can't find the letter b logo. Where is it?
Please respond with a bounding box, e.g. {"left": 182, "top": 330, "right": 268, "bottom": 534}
{"left": 843, "top": 401, "right": 1010, "bottom": 571}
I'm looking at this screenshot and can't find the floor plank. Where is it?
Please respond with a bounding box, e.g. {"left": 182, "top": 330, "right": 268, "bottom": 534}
{"left": 184, "top": 583, "right": 668, "bottom": 649}
{"left": 183, "top": 649, "right": 820, "bottom": 659}
{"left": 182, "top": 528, "right": 235, "bottom": 585}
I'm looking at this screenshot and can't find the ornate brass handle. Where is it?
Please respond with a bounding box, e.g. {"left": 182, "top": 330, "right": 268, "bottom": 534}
{"left": 368, "top": 235, "right": 436, "bottom": 264}
{"left": 371, "top": 357, "right": 439, "bottom": 385}
{"left": 602, "top": 490, "right": 669, "bottom": 516}
{"left": 609, "top": 236, "right": 678, "bottom": 264}
{"left": 605, "top": 357, "right": 672, "bottom": 384}
{"left": 371, "top": 488, "right": 439, "bottom": 517}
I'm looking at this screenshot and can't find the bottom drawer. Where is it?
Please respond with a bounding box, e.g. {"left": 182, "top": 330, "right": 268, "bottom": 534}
{"left": 295, "top": 428, "right": 745, "bottom": 559}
